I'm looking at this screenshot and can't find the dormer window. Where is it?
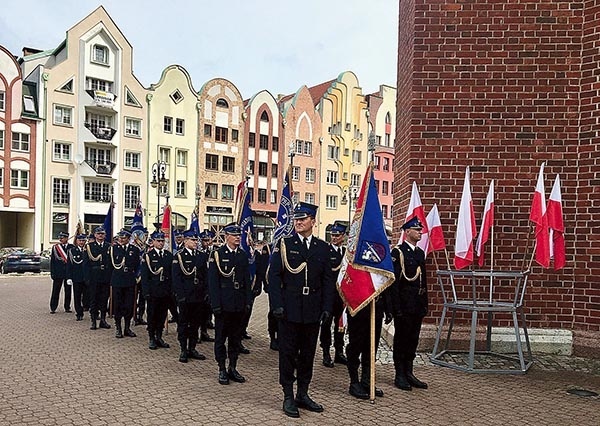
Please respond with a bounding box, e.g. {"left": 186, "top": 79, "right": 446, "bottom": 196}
{"left": 92, "top": 44, "right": 109, "bottom": 65}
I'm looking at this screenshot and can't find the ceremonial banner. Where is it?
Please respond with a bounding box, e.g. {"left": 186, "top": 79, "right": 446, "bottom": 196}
{"left": 237, "top": 180, "right": 256, "bottom": 278}
{"left": 454, "top": 167, "right": 476, "bottom": 269}
{"left": 161, "top": 203, "right": 173, "bottom": 251}
{"left": 476, "top": 180, "right": 495, "bottom": 267}
{"left": 547, "top": 174, "right": 565, "bottom": 270}
{"left": 102, "top": 202, "right": 114, "bottom": 244}
{"left": 272, "top": 166, "right": 295, "bottom": 248}
{"left": 529, "top": 163, "right": 550, "bottom": 268}
{"left": 425, "top": 203, "right": 446, "bottom": 255}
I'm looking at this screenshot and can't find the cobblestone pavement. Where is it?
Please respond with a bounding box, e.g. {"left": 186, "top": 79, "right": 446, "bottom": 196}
{"left": 1, "top": 274, "right": 599, "bottom": 425}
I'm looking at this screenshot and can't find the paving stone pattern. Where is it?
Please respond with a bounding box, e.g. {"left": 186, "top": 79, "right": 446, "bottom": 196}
{"left": 1, "top": 274, "right": 599, "bottom": 425}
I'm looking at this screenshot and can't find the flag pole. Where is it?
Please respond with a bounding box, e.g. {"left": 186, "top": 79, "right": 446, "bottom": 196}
{"left": 369, "top": 299, "right": 376, "bottom": 403}
{"left": 521, "top": 224, "right": 534, "bottom": 271}
{"left": 488, "top": 225, "right": 494, "bottom": 304}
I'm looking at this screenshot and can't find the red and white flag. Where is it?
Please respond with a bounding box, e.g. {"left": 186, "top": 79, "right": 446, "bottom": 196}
{"left": 546, "top": 174, "right": 565, "bottom": 270}
{"left": 161, "top": 202, "right": 172, "bottom": 251}
{"left": 454, "top": 167, "right": 476, "bottom": 269}
{"left": 476, "top": 180, "right": 495, "bottom": 267}
{"left": 424, "top": 203, "right": 446, "bottom": 255}
{"left": 402, "top": 181, "right": 429, "bottom": 250}
{"left": 529, "top": 163, "right": 550, "bottom": 268}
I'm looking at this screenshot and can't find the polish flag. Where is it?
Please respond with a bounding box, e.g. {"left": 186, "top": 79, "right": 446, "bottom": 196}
{"left": 476, "top": 180, "right": 495, "bottom": 267}
{"left": 529, "top": 163, "right": 550, "bottom": 268}
{"left": 546, "top": 174, "right": 565, "bottom": 270}
{"left": 424, "top": 203, "right": 446, "bottom": 255}
{"left": 454, "top": 167, "right": 476, "bottom": 269}
{"left": 402, "top": 181, "right": 429, "bottom": 251}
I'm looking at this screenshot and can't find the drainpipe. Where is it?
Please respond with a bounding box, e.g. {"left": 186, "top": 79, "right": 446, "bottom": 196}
{"left": 146, "top": 93, "right": 153, "bottom": 223}
{"left": 40, "top": 71, "right": 49, "bottom": 252}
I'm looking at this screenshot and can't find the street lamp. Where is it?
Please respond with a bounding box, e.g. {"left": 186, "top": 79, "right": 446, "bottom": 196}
{"left": 195, "top": 183, "right": 202, "bottom": 213}
{"left": 340, "top": 186, "right": 358, "bottom": 224}
{"left": 150, "top": 161, "right": 167, "bottom": 230}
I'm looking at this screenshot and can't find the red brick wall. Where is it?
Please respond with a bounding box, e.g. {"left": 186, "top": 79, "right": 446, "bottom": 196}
{"left": 396, "top": 0, "right": 600, "bottom": 347}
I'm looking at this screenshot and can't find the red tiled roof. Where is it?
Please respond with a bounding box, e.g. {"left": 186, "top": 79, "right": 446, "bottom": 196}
{"left": 307, "top": 79, "right": 335, "bottom": 106}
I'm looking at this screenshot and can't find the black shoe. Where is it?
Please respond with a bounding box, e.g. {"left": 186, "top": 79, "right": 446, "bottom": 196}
{"left": 322, "top": 353, "right": 334, "bottom": 368}
{"left": 394, "top": 373, "right": 412, "bottom": 391}
{"left": 179, "top": 350, "right": 188, "bottom": 363}
{"left": 406, "top": 372, "right": 428, "bottom": 389}
{"left": 99, "top": 319, "right": 111, "bottom": 329}
{"left": 270, "top": 339, "right": 279, "bottom": 351}
{"left": 242, "top": 332, "right": 251, "bottom": 340}
{"left": 50, "top": 311, "right": 56, "bottom": 314}
{"left": 283, "top": 397, "right": 299, "bottom": 418}
{"left": 207, "top": 320, "right": 215, "bottom": 329}
{"left": 228, "top": 368, "right": 246, "bottom": 383}
{"left": 65, "top": 309, "right": 72, "bottom": 313}
{"left": 115, "top": 328, "right": 123, "bottom": 338}
{"left": 239, "top": 343, "right": 250, "bottom": 354}
{"left": 218, "top": 370, "right": 230, "bottom": 385}
{"left": 295, "top": 393, "right": 323, "bottom": 413}
{"left": 334, "top": 352, "right": 348, "bottom": 365}
{"left": 124, "top": 328, "right": 137, "bottom": 337}
{"left": 156, "top": 336, "right": 170, "bottom": 348}
{"left": 188, "top": 349, "right": 206, "bottom": 360}
{"left": 148, "top": 337, "right": 157, "bottom": 350}
{"left": 90, "top": 320, "right": 97, "bottom": 330}
{"left": 76, "top": 315, "right": 83, "bottom": 321}
{"left": 360, "top": 383, "right": 384, "bottom": 397}
{"left": 349, "top": 383, "right": 369, "bottom": 400}
{"left": 200, "top": 332, "right": 215, "bottom": 342}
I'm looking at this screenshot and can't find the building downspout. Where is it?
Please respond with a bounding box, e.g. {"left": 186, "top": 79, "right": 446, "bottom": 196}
{"left": 40, "top": 72, "right": 49, "bottom": 251}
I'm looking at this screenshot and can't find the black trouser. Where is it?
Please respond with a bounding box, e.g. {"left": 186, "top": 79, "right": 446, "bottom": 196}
{"left": 50, "top": 278, "right": 72, "bottom": 312}
{"left": 320, "top": 295, "right": 345, "bottom": 354}
{"left": 214, "top": 310, "right": 245, "bottom": 367}
{"left": 278, "top": 319, "right": 320, "bottom": 398}
{"left": 136, "top": 283, "right": 146, "bottom": 319}
{"left": 72, "top": 281, "right": 88, "bottom": 317}
{"left": 177, "top": 301, "right": 203, "bottom": 346}
{"left": 112, "top": 286, "right": 135, "bottom": 322}
{"left": 346, "top": 302, "right": 383, "bottom": 384}
{"left": 200, "top": 298, "right": 211, "bottom": 334}
{"left": 146, "top": 295, "right": 170, "bottom": 335}
{"left": 168, "top": 294, "right": 179, "bottom": 322}
{"left": 393, "top": 314, "right": 423, "bottom": 368}
{"left": 268, "top": 310, "right": 278, "bottom": 340}
{"left": 241, "top": 295, "right": 256, "bottom": 334}
{"left": 88, "top": 281, "right": 110, "bottom": 320}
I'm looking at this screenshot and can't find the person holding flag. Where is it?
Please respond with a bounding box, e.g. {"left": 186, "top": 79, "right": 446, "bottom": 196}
{"left": 66, "top": 234, "right": 89, "bottom": 321}
{"left": 268, "top": 202, "right": 334, "bottom": 418}
{"left": 84, "top": 226, "right": 112, "bottom": 331}
{"left": 49, "top": 231, "right": 74, "bottom": 314}
{"left": 386, "top": 217, "right": 429, "bottom": 391}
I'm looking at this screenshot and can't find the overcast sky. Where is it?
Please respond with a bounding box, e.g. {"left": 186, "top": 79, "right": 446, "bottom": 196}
{"left": 1, "top": 0, "right": 398, "bottom": 98}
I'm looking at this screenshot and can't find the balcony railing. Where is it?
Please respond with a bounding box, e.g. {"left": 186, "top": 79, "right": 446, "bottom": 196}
{"left": 84, "top": 122, "right": 117, "bottom": 141}
{"left": 85, "top": 89, "right": 117, "bottom": 109}
{"left": 85, "top": 160, "right": 116, "bottom": 175}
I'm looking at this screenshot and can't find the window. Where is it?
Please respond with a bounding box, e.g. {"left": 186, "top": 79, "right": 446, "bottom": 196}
{"left": 85, "top": 146, "right": 112, "bottom": 165}
{"left": 305, "top": 193, "right": 315, "bottom": 204}
{"left": 326, "top": 195, "right": 338, "bottom": 209}
{"left": 175, "top": 118, "right": 185, "bottom": 135}
{"left": 247, "top": 187, "right": 254, "bottom": 202}
{"left": 382, "top": 205, "right": 388, "bottom": 219}
{"left": 292, "top": 166, "right": 300, "bottom": 181}
{"left": 52, "top": 178, "right": 70, "bottom": 205}
{"left": 258, "top": 162, "right": 268, "bottom": 177}
{"left": 170, "top": 90, "right": 183, "bottom": 103}
{"left": 385, "top": 133, "right": 391, "bottom": 147}
{"left": 84, "top": 181, "right": 112, "bottom": 202}
{"left": 0, "top": 168, "right": 3, "bottom": 186}
{"left": 258, "top": 188, "right": 267, "bottom": 203}
{"left": 54, "top": 105, "right": 72, "bottom": 126}
{"left": 23, "top": 96, "right": 36, "bottom": 114}
{"left": 248, "top": 160, "right": 254, "bottom": 175}
{"left": 294, "top": 139, "right": 303, "bottom": 154}
{"left": 86, "top": 78, "right": 113, "bottom": 92}
{"left": 249, "top": 133, "right": 255, "bottom": 147}
{"left": 124, "top": 185, "right": 139, "bottom": 209}
{"left": 205, "top": 183, "right": 218, "bottom": 199}
{"left": 86, "top": 112, "right": 112, "bottom": 128}
{"left": 271, "top": 164, "right": 278, "bottom": 178}
{"left": 270, "top": 190, "right": 277, "bottom": 204}
{"left": 383, "top": 157, "right": 390, "bottom": 172}
{"left": 222, "top": 184, "right": 234, "bottom": 200}
{"left": 125, "top": 88, "right": 141, "bottom": 106}
{"left": 10, "top": 169, "right": 29, "bottom": 189}
{"left": 222, "top": 156, "right": 235, "bottom": 173}
{"left": 204, "top": 124, "right": 212, "bottom": 136}
{"left": 352, "top": 150, "right": 362, "bottom": 164}
{"left": 176, "top": 180, "right": 186, "bottom": 197}
{"left": 374, "top": 179, "right": 380, "bottom": 193}
{"left": 303, "top": 141, "right": 312, "bottom": 156}
{"left": 272, "top": 137, "right": 279, "bottom": 152}
{"left": 382, "top": 181, "right": 389, "bottom": 196}
{"left": 260, "top": 111, "right": 269, "bottom": 122}
{"left": 164, "top": 116, "right": 172, "bottom": 133}
{"left": 326, "top": 170, "right": 338, "bottom": 184}
{"left": 306, "top": 168, "right": 316, "bottom": 183}
{"left": 159, "top": 147, "right": 170, "bottom": 164}
{"left": 125, "top": 118, "right": 141, "bottom": 137}
{"left": 259, "top": 134, "right": 268, "bottom": 150}
{"left": 53, "top": 142, "right": 71, "bottom": 162}
{"left": 0, "top": 130, "right": 4, "bottom": 149}
{"left": 215, "top": 126, "right": 228, "bottom": 143}
{"left": 177, "top": 150, "right": 187, "bottom": 166}
{"left": 374, "top": 155, "right": 380, "bottom": 170}
{"left": 92, "top": 45, "right": 108, "bottom": 64}
{"left": 159, "top": 180, "right": 169, "bottom": 196}
{"left": 216, "top": 98, "right": 229, "bottom": 108}
{"left": 232, "top": 129, "right": 239, "bottom": 142}
{"left": 206, "top": 154, "right": 219, "bottom": 170}
{"left": 125, "top": 152, "right": 141, "bottom": 170}
{"left": 292, "top": 191, "right": 300, "bottom": 205}
{"left": 351, "top": 173, "right": 361, "bottom": 188}
{"left": 327, "top": 145, "right": 339, "bottom": 160}
{"left": 11, "top": 133, "right": 30, "bottom": 152}
{"left": 0, "top": 91, "right": 5, "bottom": 110}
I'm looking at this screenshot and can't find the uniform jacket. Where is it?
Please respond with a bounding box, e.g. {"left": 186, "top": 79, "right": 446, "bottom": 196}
{"left": 141, "top": 248, "right": 173, "bottom": 299}
{"left": 66, "top": 245, "right": 86, "bottom": 282}
{"left": 109, "top": 244, "right": 141, "bottom": 288}
{"left": 268, "top": 234, "right": 334, "bottom": 324}
{"left": 50, "top": 242, "right": 74, "bottom": 280}
{"left": 328, "top": 243, "right": 346, "bottom": 314}
{"left": 172, "top": 249, "right": 208, "bottom": 304}
{"left": 83, "top": 241, "right": 111, "bottom": 283}
{"left": 385, "top": 242, "right": 428, "bottom": 317}
{"left": 208, "top": 245, "right": 252, "bottom": 313}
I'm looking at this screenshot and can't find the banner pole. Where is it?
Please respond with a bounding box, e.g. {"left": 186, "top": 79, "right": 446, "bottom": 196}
{"left": 369, "top": 299, "right": 376, "bottom": 403}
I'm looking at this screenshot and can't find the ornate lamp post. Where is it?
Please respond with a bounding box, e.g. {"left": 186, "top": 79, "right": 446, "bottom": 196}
{"left": 150, "top": 161, "right": 167, "bottom": 230}
{"left": 340, "top": 186, "right": 358, "bottom": 224}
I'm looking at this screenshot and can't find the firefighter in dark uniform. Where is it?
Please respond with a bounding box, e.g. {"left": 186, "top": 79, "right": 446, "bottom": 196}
{"left": 132, "top": 223, "right": 149, "bottom": 326}
{"left": 385, "top": 217, "right": 428, "bottom": 391}
{"left": 109, "top": 229, "right": 141, "bottom": 338}
{"left": 198, "top": 230, "right": 215, "bottom": 343}
{"left": 141, "top": 231, "right": 172, "bottom": 350}
{"left": 50, "top": 231, "right": 74, "bottom": 314}
{"left": 320, "top": 222, "right": 348, "bottom": 368}
{"left": 268, "top": 202, "right": 334, "bottom": 419}
{"left": 84, "top": 226, "right": 112, "bottom": 330}
{"left": 208, "top": 223, "right": 252, "bottom": 385}
{"left": 66, "top": 234, "right": 88, "bottom": 321}
{"left": 167, "top": 229, "right": 184, "bottom": 324}
{"left": 172, "top": 229, "right": 208, "bottom": 363}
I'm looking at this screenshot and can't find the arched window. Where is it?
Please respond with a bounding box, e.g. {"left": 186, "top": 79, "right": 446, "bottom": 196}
{"left": 216, "top": 98, "right": 229, "bottom": 108}
{"left": 385, "top": 112, "right": 391, "bottom": 124}
{"left": 260, "top": 110, "right": 269, "bottom": 122}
